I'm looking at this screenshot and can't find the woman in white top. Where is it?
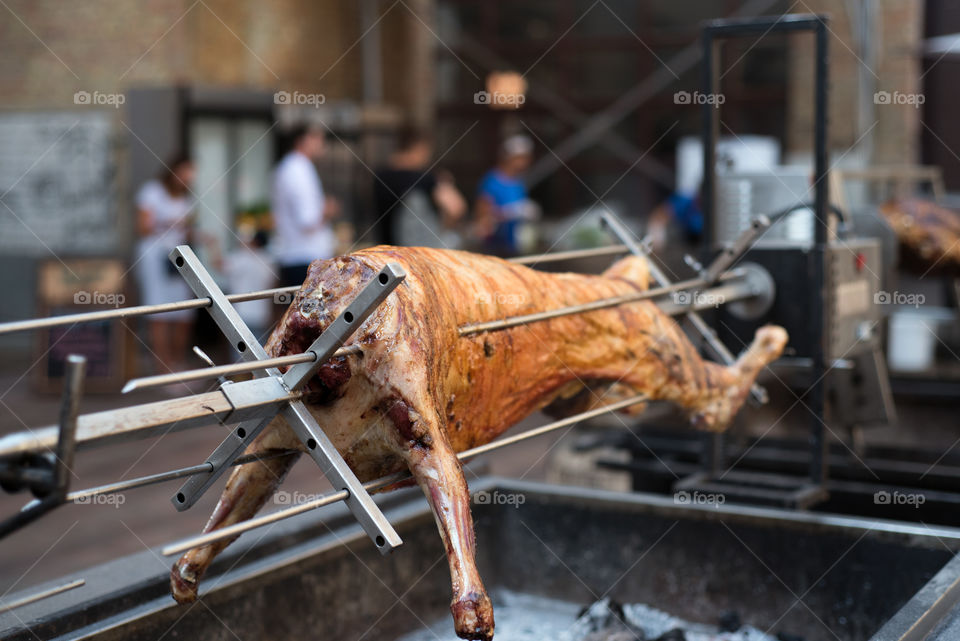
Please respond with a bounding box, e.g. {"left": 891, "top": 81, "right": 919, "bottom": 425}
{"left": 134, "top": 154, "right": 196, "bottom": 372}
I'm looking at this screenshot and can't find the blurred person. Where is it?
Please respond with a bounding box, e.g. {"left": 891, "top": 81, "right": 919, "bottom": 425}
{"left": 373, "top": 126, "right": 467, "bottom": 247}
{"left": 134, "top": 153, "right": 196, "bottom": 372}
{"left": 271, "top": 123, "right": 340, "bottom": 287}
{"left": 648, "top": 188, "right": 703, "bottom": 252}
{"left": 223, "top": 230, "right": 275, "bottom": 342}
{"left": 474, "top": 134, "right": 540, "bottom": 256}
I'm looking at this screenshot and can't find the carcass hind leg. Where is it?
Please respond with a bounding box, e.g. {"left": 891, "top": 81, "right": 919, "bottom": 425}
{"left": 387, "top": 399, "right": 494, "bottom": 641}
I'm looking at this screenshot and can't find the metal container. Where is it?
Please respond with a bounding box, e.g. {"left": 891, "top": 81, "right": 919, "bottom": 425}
{"left": 715, "top": 169, "right": 813, "bottom": 245}
{"left": 2, "top": 478, "right": 959, "bottom": 640}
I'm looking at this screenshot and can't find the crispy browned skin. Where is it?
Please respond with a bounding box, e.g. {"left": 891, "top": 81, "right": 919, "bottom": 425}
{"left": 880, "top": 198, "right": 960, "bottom": 270}
{"left": 171, "top": 246, "right": 788, "bottom": 640}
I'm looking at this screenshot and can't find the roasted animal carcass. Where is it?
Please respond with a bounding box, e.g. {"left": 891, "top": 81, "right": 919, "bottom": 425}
{"left": 879, "top": 198, "right": 960, "bottom": 271}
{"left": 170, "top": 246, "right": 788, "bottom": 640}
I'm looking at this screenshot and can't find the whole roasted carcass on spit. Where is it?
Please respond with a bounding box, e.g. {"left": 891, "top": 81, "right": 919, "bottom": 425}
{"left": 170, "top": 246, "right": 788, "bottom": 640}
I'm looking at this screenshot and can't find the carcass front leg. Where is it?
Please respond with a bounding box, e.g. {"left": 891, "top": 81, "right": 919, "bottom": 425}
{"left": 170, "top": 418, "right": 302, "bottom": 602}
{"left": 388, "top": 399, "right": 494, "bottom": 640}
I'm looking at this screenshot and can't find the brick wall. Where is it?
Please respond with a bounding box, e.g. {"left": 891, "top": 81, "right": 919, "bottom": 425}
{"left": 0, "top": 0, "right": 420, "bottom": 111}
{"left": 786, "top": 0, "right": 924, "bottom": 165}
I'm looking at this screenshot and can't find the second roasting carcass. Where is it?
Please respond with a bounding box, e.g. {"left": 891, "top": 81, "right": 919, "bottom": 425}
{"left": 879, "top": 198, "right": 960, "bottom": 271}
{"left": 171, "top": 246, "right": 788, "bottom": 640}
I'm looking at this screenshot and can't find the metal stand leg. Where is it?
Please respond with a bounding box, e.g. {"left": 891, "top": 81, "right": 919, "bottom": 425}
{"left": 0, "top": 355, "right": 85, "bottom": 539}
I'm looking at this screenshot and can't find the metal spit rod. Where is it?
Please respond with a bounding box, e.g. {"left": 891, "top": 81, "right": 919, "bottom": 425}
{"left": 0, "top": 286, "right": 300, "bottom": 336}
{"left": 161, "top": 393, "right": 648, "bottom": 557}
{"left": 64, "top": 449, "right": 299, "bottom": 503}
{"left": 0, "top": 245, "right": 756, "bottom": 457}
{"left": 118, "top": 269, "right": 749, "bottom": 392}
{"left": 459, "top": 269, "right": 746, "bottom": 336}
{"left": 0, "top": 245, "right": 630, "bottom": 338}
{"left": 121, "top": 345, "right": 363, "bottom": 394}
{"left": 0, "top": 579, "right": 85, "bottom": 614}
{"left": 0, "top": 378, "right": 301, "bottom": 460}
{"left": 508, "top": 244, "right": 628, "bottom": 265}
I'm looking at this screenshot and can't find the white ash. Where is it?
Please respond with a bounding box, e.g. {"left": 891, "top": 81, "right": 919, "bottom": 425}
{"left": 396, "top": 591, "right": 780, "bottom": 641}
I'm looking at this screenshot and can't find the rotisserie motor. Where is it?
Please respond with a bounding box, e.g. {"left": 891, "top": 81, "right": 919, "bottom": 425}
{"left": 170, "top": 246, "right": 788, "bottom": 640}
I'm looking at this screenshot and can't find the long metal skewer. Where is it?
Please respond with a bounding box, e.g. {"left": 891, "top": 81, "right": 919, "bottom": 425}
{"left": 118, "top": 270, "right": 748, "bottom": 393}
{"left": 64, "top": 449, "right": 300, "bottom": 503}
{"left": 161, "top": 393, "right": 648, "bottom": 556}
{"left": 0, "top": 286, "right": 299, "bottom": 336}
{"left": 0, "top": 579, "right": 85, "bottom": 614}
{"left": 459, "top": 269, "right": 745, "bottom": 336}
{"left": 508, "top": 244, "right": 628, "bottom": 265}
{"left": 119, "top": 270, "right": 750, "bottom": 392}
{"left": 121, "top": 345, "right": 363, "bottom": 394}
{"left": 0, "top": 245, "right": 632, "bottom": 338}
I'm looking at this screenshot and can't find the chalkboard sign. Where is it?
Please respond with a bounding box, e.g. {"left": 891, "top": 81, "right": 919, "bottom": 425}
{"left": 45, "top": 314, "right": 114, "bottom": 380}
{"left": 0, "top": 112, "right": 116, "bottom": 256}
{"left": 34, "top": 258, "right": 128, "bottom": 394}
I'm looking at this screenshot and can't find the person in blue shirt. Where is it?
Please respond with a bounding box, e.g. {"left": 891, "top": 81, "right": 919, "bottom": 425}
{"left": 648, "top": 189, "right": 704, "bottom": 251}
{"left": 474, "top": 135, "right": 539, "bottom": 255}
{"left": 666, "top": 192, "right": 703, "bottom": 238}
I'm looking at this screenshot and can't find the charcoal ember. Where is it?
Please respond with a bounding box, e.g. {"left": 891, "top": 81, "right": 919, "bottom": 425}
{"left": 577, "top": 598, "right": 625, "bottom": 625}
{"left": 582, "top": 632, "right": 644, "bottom": 641}
{"left": 575, "top": 597, "right": 623, "bottom": 641}
{"left": 718, "top": 610, "right": 742, "bottom": 632}
{"left": 651, "top": 629, "right": 686, "bottom": 641}
{"left": 776, "top": 634, "right": 805, "bottom": 641}
{"left": 573, "top": 598, "right": 645, "bottom": 641}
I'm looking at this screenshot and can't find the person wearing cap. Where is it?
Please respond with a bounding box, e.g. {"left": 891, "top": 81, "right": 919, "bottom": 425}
{"left": 474, "top": 134, "right": 540, "bottom": 256}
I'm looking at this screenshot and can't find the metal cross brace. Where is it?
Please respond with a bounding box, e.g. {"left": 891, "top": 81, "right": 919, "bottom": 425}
{"left": 599, "top": 211, "right": 769, "bottom": 405}
{"left": 167, "top": 246, "right": 405, "bottom": 554}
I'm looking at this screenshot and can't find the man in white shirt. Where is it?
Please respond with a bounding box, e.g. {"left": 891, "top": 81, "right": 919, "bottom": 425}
{"left": 272, "top": 124, "right": 339, "bottom": 286}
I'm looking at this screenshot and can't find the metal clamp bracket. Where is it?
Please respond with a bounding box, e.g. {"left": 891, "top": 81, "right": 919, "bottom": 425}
{"left": 600, "top": 211, "right": 768, "bottom": 405}
{"left": 167, "top": 246, "right": 405, "bottom": 554}
{"left": 218, "top": 375, "right": 286, "bottom": 423}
